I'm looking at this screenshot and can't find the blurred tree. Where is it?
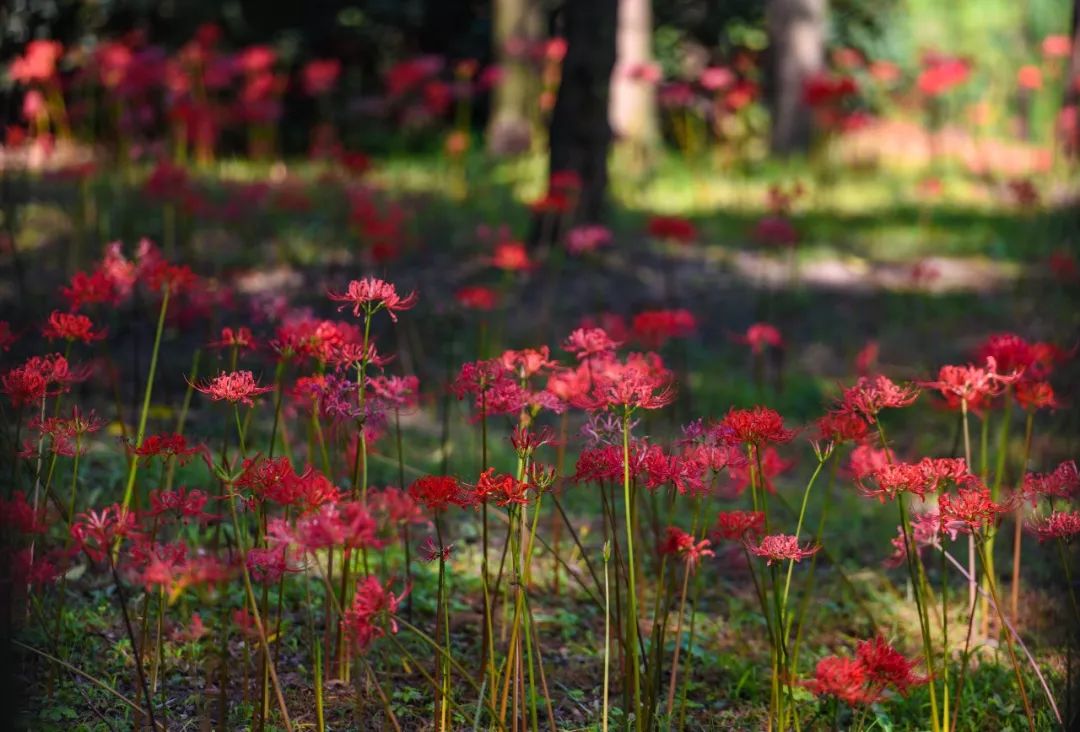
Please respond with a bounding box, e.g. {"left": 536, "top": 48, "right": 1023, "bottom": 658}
{"left": 547, "top": 0, "right": 618, "bottom": 223}
{"left": 1065, "top": 0, "right": 1080, "bottom": 157}
{"left": 486, "top": 0, "right": 543, "bottom": 156}
{"left": 765, "top": 0, "right": 826, "bottom": 154}
{"left": 609, "top": 0, "right": 660, "bottom": 154}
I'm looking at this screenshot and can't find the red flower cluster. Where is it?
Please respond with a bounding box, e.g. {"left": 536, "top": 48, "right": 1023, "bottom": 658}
{"left": 659, "top": 526, "right": 714, "bottom": 568}
{"left": 327, "top": 277, "right": 417, "bottom": 321}
{"left": 343, "top": 576, "right": 406, "bottom": 653}
{"left": 1033, "top": 511, "right": 1080, "bottom": 542}
{"left": 835, "top": 375, "right": 920, "bottom": 424}
{"left": 746, "top": 534, "right": 819, "bottom": 565}
{"left": 192, "top": 370, "right": 273, "bottom": 406}
{"left": 631, "top": 309, "right": 696, "bottom": 349}
{"left": 646, "top": 216, "right": 696, "bottom": 244}
{"left": 719, "top": 406, "right": 795, "bottom": 448}
{"left": 711, "top": 510, "right": 765, "bottom": 541}
{"left": 408, "top": 475, "right": 468, "bottom": 513}
{"left": 736, "top": 323, "right": 783, "bottom": 354}
{"left": 939, "top": 485, "right": 1011, "bottom": 536}
{"left": 922, "top": 357, "right": 1022, "bottom": 411}
{"left": 42, "top": 311, "right": 107, "bottom": 343}
{"left": 804, "top": 636, "right": 925, "bottom": 706}
{"left": 857, "top": 457, "right": 972, "bottom": 501}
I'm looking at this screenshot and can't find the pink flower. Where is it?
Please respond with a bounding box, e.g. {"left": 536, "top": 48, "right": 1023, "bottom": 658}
{"left": 327, "top": 277, "right": 417, "bottom": 321}
{"left": 192, "top": 370, "right": 273, "bottom": 406}
{"left": 746, "top": 534, "right": 820, "bottom": 565}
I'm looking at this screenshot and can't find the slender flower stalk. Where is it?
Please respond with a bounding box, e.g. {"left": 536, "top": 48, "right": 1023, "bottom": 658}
{"left": 120, "top": 286, "right": 170, "bottom": 515}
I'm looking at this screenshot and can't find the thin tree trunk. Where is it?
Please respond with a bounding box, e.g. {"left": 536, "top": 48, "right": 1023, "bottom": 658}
{"left": 547, "top": 0, "right": 619, "bottom": 224}
{"left": 766, "top": 0, "right": 826, "bottom": 155}
{"left": 609, "top": 0, "right": 659, "bottom": 151}
{"left": 487, "top": 0, "right": 543, "bottom": 157}
{"left": 1061, "top": 0, "right": 1080, "bottom": 157}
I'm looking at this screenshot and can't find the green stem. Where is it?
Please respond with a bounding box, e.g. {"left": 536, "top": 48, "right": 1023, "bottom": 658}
{"left": 621, "top": 410, "right": 642, "bottom": 731}
{"left": 120, "top": 286, "right": 170, "bottom": 514}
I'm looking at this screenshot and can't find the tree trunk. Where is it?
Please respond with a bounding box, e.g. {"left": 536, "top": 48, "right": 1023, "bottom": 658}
{"left": 486, "top": 0, "right": 543, "bottom": 157}
{"left": 766, "top": 0, "right": 826, "bottom": 155}
{"left": 609, "top": 0, "right": 659, "bottom": 150}
{"left": 1061, "top": 0, "right": 1080, "bottom": 157}
{"left": 547, "top": 0, "right": 619, "bottom": 224}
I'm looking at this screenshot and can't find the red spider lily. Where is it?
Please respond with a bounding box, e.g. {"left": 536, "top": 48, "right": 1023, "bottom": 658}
{"left": 711, "top": 510, "right": 766, "bottom": 541}
{"left": 2, "top": 353, "right": 88, "bottom": 408}
{"left": 847, "top": 444, "right": 893, "bottom": 480}
{"left": 752, "top": 215, "right": 799, "bottom": 248}
{"left": 368, "top": 374, "right": 420, "bottom": 411}
{"left": 419, "top": 536, "right": 453, "bottom": 562}
{"left": 572, "top": 358, "right": 675, "bottom": 412}
{"left": 71, "top": 505, "right": 139, "bottom": 563}
{"left": 452, "top": 359, "right": 509, "bottom": 404}
{"left": 857, "top": 457, "right": 972, "bottom": 501}
{"left": 573, "top": 443, "right": 646, "bottom": 484}
{"left": 736, "top": 323, "right": 783, "bottom": 355}
{"left": 42, "top": 311, "right": 107, "bottom": 343}
{"left": 922, "top": 357, "right": 1023, "bottom": 411}
{"left": 938, "top": 484, "right": 1011, "bottom": 536}
{"left": 746, "top": 534, "right": 820, "bottom": 565}
{"left": 455, "top": 285, "right": 499, "bottom": 311}
{"left": 9, "top": 40, "right": 63, "bottom": 84}
{"left": 631, "top": 309, "right": 696, "bottom": 349}
{"left": 566, "top": 225, "right": 613, "bottom": 255}
{"left": 489, "top": 240, "right": 534, "bottom": 272}
{"left": 191, "top": 370, "right": 273, "bottom": 406}
{"left": 728, "top": 446, "right": 793, "bottom": 494}
{"left": 803, "top": 656, "right": 879, "bottom": 706}
{"left": 855, "top": 340, "right": 879, "bottom": 376}
{"left": 149, "top": 487, "right": 212, "bottom": 520}
{"left": 344, "top": 576, "right": 408, "bottom": 654}
{"left": 145, "top": 261, "right": 199, "bottom": 295}
{"left": 132, "top": 433, "right": 201, "bottom": 463}
{"left": 510, "top": 424, "right": 555, "bottom": 458}
{"left": 271, "top": 316, "right": 358, "bottom": 363}
{"left": 817, "top": 411, "right": 869, "bottom": 444}
{"left": 1023, "top": 461, "right": 1079, "bottom": 502}
{"left": 1033, "top": 511, "right": 1080, "bottom": 542}
{"left": 975, "top": 333, "right": 1065, "bottom": 383}
{"left": 247, "top": 545, "right": 297, "bottom": 584}
{"left": 647, "top": 215, "right": 696, "bottom": 244}
{"left": 1014, "top": 381, "right": 1058, "bottom": 411}
{"left": 803, "top": 72, "right": 858, "bottom": 107}
{"left": 659, "top": 526, "right": 714, "bottom": 569}
{"left": 327, "top": 277, "right": 417, "bottom": 321}
{"left": 409, "top": 475, "right": 468, "bottom": 513}
{"left": 209, "top": 326, "right": 258, "bottom": 352}
{"left": 0, "top": 321, "right": 17, "bottom": 351}
{"left": 501, "top": 347, "right": 556, "bottom": 380}
{"left": 171, "top": 614, "right": 209, "bottom": 644}
{"left": 856, "top": 636, "right": 927, "bottom": 696}
{"left": 302, "top": 58, "right": 341, "bottom": 96}
{"left": 563, "top": 327, "right": 620, "bottom": 361}
{"left": 32, "top": 407, "right": 103, "bottom": 456}
{"left": 14, "top": 549, "right": 62, "bottom": 589}
{"left": 835, "top": 375, "right": 920, "bottom": 424}
{"left": 917, "top": 53, "right": 970, "bottom": 96}
{"left": 719, "top": 406, "right": 796, "bottom": 448}
{"left": 0, "top": 491, "right": 46, "bottom": 534}
{"left": 371, "top": 487, "right": 427, "bottom": 527}
{"left": 641, "top": 445, "right": 708, "bottom": 495}
{"left": 1043, "top": 34, "right": 1072, "bottom": 58}
{"left": 289, "top": 501, "right": 384, "bottom": 551}
{"left": 474, "top": 468, "right": 530, "bottom": 507}
{"left": 546, "top": 364, "right": 592, "bottom": 405}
